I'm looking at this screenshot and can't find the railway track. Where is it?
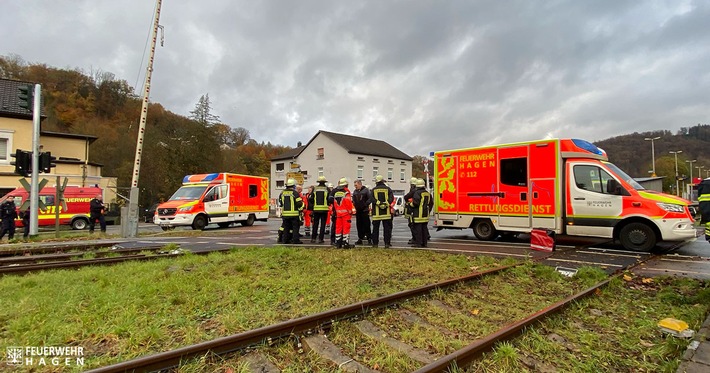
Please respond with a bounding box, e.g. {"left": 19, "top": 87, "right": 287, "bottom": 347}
{"left": 84, "top": 249, "right": 657, "bottom": 373}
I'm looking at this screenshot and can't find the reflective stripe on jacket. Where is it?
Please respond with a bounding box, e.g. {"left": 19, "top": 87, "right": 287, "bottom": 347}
{"left": 312, "top": 185, "right": 330, "bottom": 211}
{"left": 410, "top": 189, "right": 432, "bottom": 223}
{"left": 371, "top": 184, "right": 393, "bottom": 221}
{"left": 279, "top": 188, "right": 303, "bottom": 217}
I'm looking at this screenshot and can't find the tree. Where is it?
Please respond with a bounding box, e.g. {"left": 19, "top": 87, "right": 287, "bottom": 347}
{"left": 189, "top": 94, "right": 220, "bottom": 126}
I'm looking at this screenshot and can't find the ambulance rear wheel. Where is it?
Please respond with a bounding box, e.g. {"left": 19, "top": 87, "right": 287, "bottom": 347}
{"left": 241, "top": 214, "right": 256, "bottom": 226}
{"left": 472, "top": 219, "right": 498, "bottom": 241}
{"left": 72, "top": 218, "right": 89, "bottom": 230}
{"left": 192, "top": 215, "right": 208, "bottom": 230}
{"left": 619, "top": 222, "right": 657, "bottom": 252}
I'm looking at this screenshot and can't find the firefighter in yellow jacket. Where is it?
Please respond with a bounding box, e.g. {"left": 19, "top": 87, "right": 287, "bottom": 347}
{"left": 409, "top": 178, "right": 433, "bottom": 247}
{"left": 278, "top": 178, "right": 304, "bottom": 244}
{"left": 698, "top": 177, "right": 710, "bottom": 243}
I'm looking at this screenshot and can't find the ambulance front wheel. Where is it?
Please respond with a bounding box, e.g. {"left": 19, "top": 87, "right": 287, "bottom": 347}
{"left": 192, "top": 215, "right": 208, "bottom": 230}
{"left": 619, "top": 222, "right": 657, "bottom": 252}
{"left": 472, "top": 219, "right": 498, "bottom": 241}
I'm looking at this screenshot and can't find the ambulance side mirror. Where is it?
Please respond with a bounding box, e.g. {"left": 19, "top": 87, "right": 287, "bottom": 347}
{"left": 606, "top": 179, "right": 629, "bottom": 196}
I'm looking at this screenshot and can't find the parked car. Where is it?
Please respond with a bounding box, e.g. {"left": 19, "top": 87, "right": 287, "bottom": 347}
{"left": 393, "top": 195, "right": 405, "bottom": 216}
{"left": 143, "top": 203, "right": 159, "bottom": 223}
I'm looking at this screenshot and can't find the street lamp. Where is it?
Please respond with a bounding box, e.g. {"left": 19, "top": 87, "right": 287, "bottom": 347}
{"left": 670, "top": 150, "right": 682, "bottom": 196}
{"left": 644, "top": 136, "right": 661, "bottom": 176}
{"left": 696, "top": 166, "right": 705, "bottom": 182}
{"left": 686, "top": 159, "right": 697, "bottom": 182}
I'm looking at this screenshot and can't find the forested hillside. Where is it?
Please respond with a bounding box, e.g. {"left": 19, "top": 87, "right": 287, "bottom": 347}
{"left": 2, "top": 55, "right": 706, "bottom": 201}
{"left": 0, "top": 55, "right": 291, "bottom": 206}
{"left": 594, "top": 125, "right": 710, "bottom": 193}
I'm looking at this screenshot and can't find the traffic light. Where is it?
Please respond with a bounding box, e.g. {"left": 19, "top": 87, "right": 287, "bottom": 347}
{"left": 10, "top": 149, "right": 31, "bottom": 177}
{"left": 39, "top": 152, "right": 56, "bottom": 173}
{"left": 17, "top": 84, "right": 34, "bottom": 110}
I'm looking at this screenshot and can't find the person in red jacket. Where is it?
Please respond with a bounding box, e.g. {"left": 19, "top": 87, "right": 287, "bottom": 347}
{"left": 331, "top": 177, "right": 355, "bottom": 248}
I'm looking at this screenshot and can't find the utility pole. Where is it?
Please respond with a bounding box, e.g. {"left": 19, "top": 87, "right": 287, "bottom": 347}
{"left": 29, "top": 84, "right": 41, "bottom": 235}
{"left": 124, "top": 0, "right": 162, "bottom": 238}
{"left": 644, "top": 136, "right": 660, "bottom": 177}
{"left": 670, "top": 150, "right": 682, "bottom": 197}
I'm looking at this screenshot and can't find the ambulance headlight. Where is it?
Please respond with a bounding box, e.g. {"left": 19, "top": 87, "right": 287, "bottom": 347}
{"left": 656, "top": 203, "right": 685, "bottom": 213}
{"left": 178, "top": 206, "right": 194, "bottom": 213}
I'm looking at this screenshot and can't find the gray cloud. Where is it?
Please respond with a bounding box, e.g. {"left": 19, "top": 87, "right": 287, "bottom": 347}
{"left": 3, "top": 0, "right": 708, "bottom": 156}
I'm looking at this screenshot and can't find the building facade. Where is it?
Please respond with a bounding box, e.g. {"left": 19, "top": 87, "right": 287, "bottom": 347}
{"left": 0, "top": 78, "right": 117, "bottom": 202}
{"left": 270, "top": 131, "right": 413, "bottom": 203}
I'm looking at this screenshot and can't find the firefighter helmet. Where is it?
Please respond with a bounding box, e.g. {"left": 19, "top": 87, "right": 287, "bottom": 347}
{"left": 317, "top": 176, "right": 327, "bottom": 182}
{"left": 410, "top": 177, "right": 418, "bottom": 185}
{"left": 416, "top": 178, "right": 426, "bottom": 187}
{"left": 375, "top": 175, "right": 384, "bottom": 182}
{"left": 286, "top": 178, "right": 296, "bottom": 187}
{"left": 338, "top": 177, "right": 349, "bottom": 186}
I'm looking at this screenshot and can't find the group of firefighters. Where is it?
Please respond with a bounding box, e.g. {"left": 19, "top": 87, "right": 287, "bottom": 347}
{"left": 277, "top": 175, "right": 433, "bottom": 248}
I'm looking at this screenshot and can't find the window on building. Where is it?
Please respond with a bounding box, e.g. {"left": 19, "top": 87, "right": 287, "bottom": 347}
{"left": 387, "top": 168, "right": 393, "bottom": 181}
{"left": 400, "top": 161, "right": 406, "bottom": 165}
{"left": 317, "top": 148, "right": 324, "bottom": 160}
{"left": 357, "top": 165, "right": 364, "bottom": 179}
{"left": 400, "top": 169, "right": 405, "bottom": 181}
{"left": 276, "top": 163, "right": 284, "bottom": 171}
{"left": 372, "top": 167, "right": 379, "bottom": 178}
{"left": 318, "top": 167, "right": 324, "bottom": 177}
{"left": 276, "top": 180, "right": 284, "bottom": 189}
{"left": 388, "top": 160, "right": 394, "bottom": 164}
{"left": 357, "top": 156, "right": 365, "bottom": 162}
{"left": 0, "top": 133, "right": 12, "bottom": 162}
{"left": 373, "top": 158, "right": 380, "bottom": 163}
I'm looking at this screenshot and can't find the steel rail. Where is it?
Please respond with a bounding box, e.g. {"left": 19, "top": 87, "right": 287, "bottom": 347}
{"left": 0, "top": 245, "right": 165, "bottom": 265}
{"left": 411, "top": 246, "right": 673, "bottom": 373}
{"left": 0, "top": 241, "right": 125, "bottom": 257}
{"left": 0, "top": 254, "right": 184, "bottom": 275}
{"left": 412, "top": 277, "right": 614, "bottom": 372}
{"left": 86, "top": 264, "right": 518, "bottom": 373}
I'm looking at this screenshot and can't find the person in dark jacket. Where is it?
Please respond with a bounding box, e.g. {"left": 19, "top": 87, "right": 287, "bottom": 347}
{"left": 89, "top": 194, "right": 106, "bottom": 233}
{"left": 352, "top": 179, "right": 372, "bottom": 245}
{"left": 309, "top": 176, "right": 331, "bottom": 243}
{"left": 409, "top": 179, "right": 434, "bottom": 247}
{"left": 698, "top": 177, "right": 710, "bottom": 243}
{"left": 402, "top": 177, "right": 418, "bottom": 244}
{"left": 369, "top": 175, "right": 394, "bottom": 248}
{"left": 22, "top": 206, "right": 30, "bottom": 239}
{"left": 278, "top": 178, "right": 304, "bottom": 244}
{"left": 0, "top": 196, "right": 18, "bottom": 240}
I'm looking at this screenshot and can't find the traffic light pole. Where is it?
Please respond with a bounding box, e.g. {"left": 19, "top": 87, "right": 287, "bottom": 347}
{"left": 29, "top": 84, "right": 41, "bottom": 236}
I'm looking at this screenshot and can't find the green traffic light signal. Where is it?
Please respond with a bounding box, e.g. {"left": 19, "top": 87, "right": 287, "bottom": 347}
{"left": 18, "top": 84, "right": 34, "bottom": 110}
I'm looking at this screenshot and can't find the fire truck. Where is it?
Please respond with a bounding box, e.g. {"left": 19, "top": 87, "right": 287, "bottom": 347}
{"left": 154, "top": 173, "right": 269, "bottom": 230}
{"left": 1, "top": 186, "right": 102, "bottom": 230}
{"left": 432, "top": 138, "right": 697, "bottom": 251}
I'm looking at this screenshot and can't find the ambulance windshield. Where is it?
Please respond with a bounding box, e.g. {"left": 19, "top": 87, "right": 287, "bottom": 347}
{"left": 169, "top": 185, "right": 208, "bottom": 200}
{"left": 605, "top": 163, "right": 645, "bottom": 190}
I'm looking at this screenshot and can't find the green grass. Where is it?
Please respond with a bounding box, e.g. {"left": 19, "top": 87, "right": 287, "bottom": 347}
{"left": 0, "top": 247, "right": 494, "bottom": 371}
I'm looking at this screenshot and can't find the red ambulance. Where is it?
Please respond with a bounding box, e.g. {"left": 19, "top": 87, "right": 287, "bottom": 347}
{"left": 0, "top": 186, "right": 102, "bottom": 230}
{"left": 433, "top": 138, "right": 697, "bottom": 251}
{"left": 154, "top": 173, "right": 269, "bottom": 230}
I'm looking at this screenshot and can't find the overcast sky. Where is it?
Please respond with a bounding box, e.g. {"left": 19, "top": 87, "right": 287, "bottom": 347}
{"left": 3, "top": 0, "right": 709, "bottom": 156}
